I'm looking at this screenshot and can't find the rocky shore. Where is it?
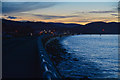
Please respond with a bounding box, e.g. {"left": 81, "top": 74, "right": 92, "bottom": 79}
{"left": 41, "top": 35, "right": 91, "bottom": 80}
{"left": 43, "top": 36, "right": 68, "bottom": 65}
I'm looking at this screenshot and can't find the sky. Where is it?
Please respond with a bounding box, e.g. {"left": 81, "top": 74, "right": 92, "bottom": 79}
{"left": 1, "top": 2, "right": 119, "bottom": 25}
{"left": 2, "top": 0, "right": 120, "bottom": 2}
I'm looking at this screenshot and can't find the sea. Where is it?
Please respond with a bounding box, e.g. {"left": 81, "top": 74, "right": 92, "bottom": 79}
{"left": 57, "top": 35, "right": 119, "bottom": 79}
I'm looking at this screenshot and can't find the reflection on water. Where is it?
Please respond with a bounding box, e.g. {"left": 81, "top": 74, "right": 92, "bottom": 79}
{"left": 57, "top": 35, "right": 119, "bottom": 78}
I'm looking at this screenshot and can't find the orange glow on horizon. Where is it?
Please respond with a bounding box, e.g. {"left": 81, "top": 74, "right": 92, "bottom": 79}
{"left": 3, "top": 15, "right": 118, "bottom": 25}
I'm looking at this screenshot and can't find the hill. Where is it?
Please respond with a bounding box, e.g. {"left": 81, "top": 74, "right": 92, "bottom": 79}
{"left": 2, "top": 19, "right": 120, "bottom": 37}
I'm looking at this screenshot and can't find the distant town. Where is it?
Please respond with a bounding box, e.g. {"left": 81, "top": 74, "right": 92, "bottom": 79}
{"left": 2, "top": 19, "right": 120, "bottom": 39}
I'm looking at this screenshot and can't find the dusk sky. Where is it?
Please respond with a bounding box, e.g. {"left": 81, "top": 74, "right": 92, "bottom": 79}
{"left": 2, "top": 1, "right": 119, "bottom": 25}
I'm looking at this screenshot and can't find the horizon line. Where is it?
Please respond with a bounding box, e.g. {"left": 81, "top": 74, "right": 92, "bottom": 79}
{"left": 2, "top": 19, "right": 119, "bottom": 26}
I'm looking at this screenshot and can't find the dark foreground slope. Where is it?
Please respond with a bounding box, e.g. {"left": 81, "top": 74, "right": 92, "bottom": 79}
{"left": 2, "top": 37, "right": 42, "bottom": 79}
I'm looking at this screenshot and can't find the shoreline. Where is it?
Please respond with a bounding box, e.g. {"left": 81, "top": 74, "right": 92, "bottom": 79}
{"left": 44, "top": 36, "right": 69, "bottom": 65}
{"left": 41, "top": 34, "right": 119, "bottom": 79}
{"left": 42, "top": 35, "right": 91, "bottom": 79}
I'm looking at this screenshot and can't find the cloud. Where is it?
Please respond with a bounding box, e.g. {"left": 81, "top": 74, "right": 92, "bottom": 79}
{"left": 73, "top": 12, "right": 86, "bottom": 14}
{"left": 88, "top": 10, "right": 116, "bottom": 13}
{"left": 74, "top": 10, "right": 117, "bottom": 14}
{"left": 2, "top": 2, "right": 58, "bottom": 13}
{"left": 111, "top": 14, "right": 118, "bottom": 16}
{"left": 75, "top": 20, "right": 89, "bottom": 22}
{"left": 7, "top": 16, "right": 18, "bottom": 19}
{"left": 34, "top": 14, "right": 78, "bottom": 19}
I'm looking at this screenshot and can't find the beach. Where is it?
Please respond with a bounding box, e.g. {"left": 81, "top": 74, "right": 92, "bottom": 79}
{"left": 44, "top": 36, "right": 68, "bottom": 65}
